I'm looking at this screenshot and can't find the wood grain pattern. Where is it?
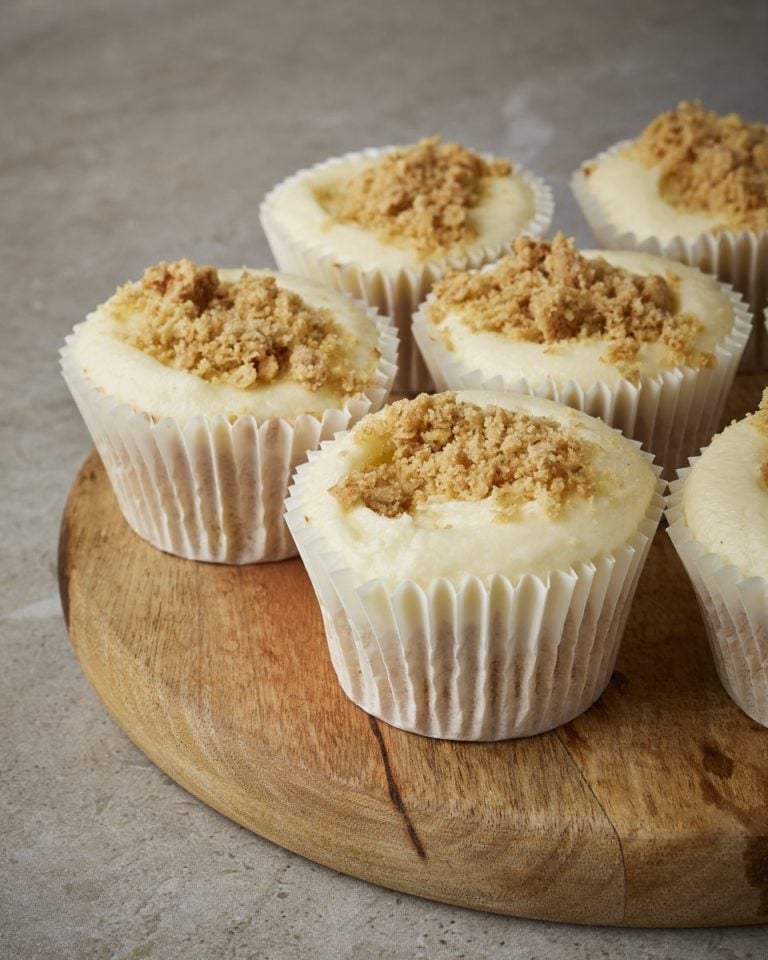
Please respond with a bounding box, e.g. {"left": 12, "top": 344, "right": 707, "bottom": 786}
{"left": 59, "top": 375, "right": 768, "bottom": 927}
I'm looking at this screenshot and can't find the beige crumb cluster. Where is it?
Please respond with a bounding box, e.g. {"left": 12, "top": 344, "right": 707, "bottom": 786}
{"left": 330, "top": 393, "right": 596, "bottom": 519}
{"left": 429, "top": 234, "right": 712, "bottom": 381}
{"left": 323, "top": 136, "right": 512, "bottom": 257}
{"left": 749, "top": 389, "right": 768, "bottom": 488}
{"left": 631, "top": 101, "right": 768, "bottom": 232}
{"left": 113, "top": 260, "right": 370, "bottom": 393}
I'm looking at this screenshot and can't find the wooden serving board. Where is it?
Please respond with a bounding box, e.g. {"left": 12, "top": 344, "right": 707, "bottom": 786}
{"left": 59, "top": 376, "right": 768, "bottom": 928}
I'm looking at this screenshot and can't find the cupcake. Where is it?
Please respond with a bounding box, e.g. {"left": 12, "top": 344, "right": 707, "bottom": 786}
{"left": 260, "top": 136, "right": 553, "bottom": 393}
{"left": 571, "top": 101, "right": 768, "bottom": 367}
{"left": 413, "top": 234, "right": 751, "bottom": 476}
{"left": 60, "top": 259, "right": 397, "bottom": 564}
{"left": 666, "top": 391, "right": 768, "bottom": 726}
{"left": 285, "top": 391, "right": 664, "bottom": 740}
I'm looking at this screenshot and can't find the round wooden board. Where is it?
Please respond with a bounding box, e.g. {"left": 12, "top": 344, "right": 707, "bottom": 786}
{"left": 59, "top": 376, "right": 768, "bottom": 929}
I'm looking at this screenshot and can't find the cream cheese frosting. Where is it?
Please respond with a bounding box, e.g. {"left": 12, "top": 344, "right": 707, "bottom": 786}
{"left": 683, "top": 411, "right": 768, "bottom": 579}
{"left": 422, "top": 249, "right": 734, "bottom": 389}
{"left": 264, "top": 150, "right": 538, "bottom": 273}
{"left": 69, "top": 268, "right": 382, "bottom": 423}
{"left": 579, "top": 100, "right": 768, "bottom": 242}
{"left": 300, "top": 391, "right": 657, "bottom": 589}
{"left": 580, "top": 150, "right": 719, "bottom": 243}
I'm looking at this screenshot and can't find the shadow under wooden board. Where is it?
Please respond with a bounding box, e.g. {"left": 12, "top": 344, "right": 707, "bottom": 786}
{"left": 59, "top": 374, "right": 768, "bottom": 928}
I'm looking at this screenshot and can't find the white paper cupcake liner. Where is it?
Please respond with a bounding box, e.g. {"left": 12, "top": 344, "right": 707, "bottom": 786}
{"left": 285, "top": 443, "right": 665, "bottom": 741}
{"left": 666, "top": 468, "right": 768, "bottom": 726}
{"left": 260, "top": 147, "right": 554, "bottom": 394}
{"left": 571, "top": 140, "right": 768, "bottom": 369}
{"left": 60, "top": 311, "right": 397, "bottom": 564}
{"left": 412, "top": 282, "right": 751, "bottom": 478}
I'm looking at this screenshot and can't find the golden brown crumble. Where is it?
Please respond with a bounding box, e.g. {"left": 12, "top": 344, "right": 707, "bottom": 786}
{"left": 752, "top": 389, "right": 768, "bottom": 433}
{"left": 330, "top": 393, "right": 596, "bottom": 519}
{"left": 631, "top": 101, "right": 768, "bottom": 231}
{"left": 112, "top": 260, "right": 371, "bottom": 393}
{"left": 428, "top": 234, "right": 713, "bottom": 381}
{"left": 322, "top": 136, "right": 512, "bottom": 257}
{"left": 749, "top": 389, "right": 768, "bottom": 487}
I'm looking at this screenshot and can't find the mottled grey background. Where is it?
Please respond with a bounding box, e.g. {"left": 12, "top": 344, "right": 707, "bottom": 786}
{"left": 2, "top": 0, "right": 768, "bottom": 957}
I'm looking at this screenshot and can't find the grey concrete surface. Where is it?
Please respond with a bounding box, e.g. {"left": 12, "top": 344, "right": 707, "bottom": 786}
{"left": 2, "top": 0, "right": 768, "bottom": 957}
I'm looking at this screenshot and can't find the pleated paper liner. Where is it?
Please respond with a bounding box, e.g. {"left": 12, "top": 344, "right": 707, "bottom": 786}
{"left": 60, "top": 309, "right": 397, "bottom": 564}
{"left": 667, "top": 468, "right": 768, "bottom": 727}
{"left": 285, "top": 436, "right": 665, "bottom": 741}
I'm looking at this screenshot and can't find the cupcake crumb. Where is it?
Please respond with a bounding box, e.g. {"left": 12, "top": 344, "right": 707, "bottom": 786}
{"left": 330, "top": 393, "right": 596, "bottom": 519}
{"left": 112, "top": 260, "right": 370, "bottom": 393}
{"left": 428, "top": 234, "right": 713, "bottom": 381}
{"left": 631, "top": 100, "right": 768, "bottom": 231}
{"left": 750, "top": 389, "right": 768, "bottom": 487}
{"left": 752, "top": 389, "right": 768, "bottom": 434}
{"left": 601, "top": 338, "right": 642, "bottom": 381}
{"left": 322, "top": 136, "right": 512, "bottom": 256}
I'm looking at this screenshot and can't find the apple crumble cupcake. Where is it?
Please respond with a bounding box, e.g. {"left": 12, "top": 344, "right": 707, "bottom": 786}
{"left": 413, "top": 235, "right": 751, "bottom": 475}
{"left": 571, "top": 102, "right": 768, "bottom": 366}
{"left": 667, "top": 391, "right": 768, "bottom": 727}
{"left": 60, "top": 260, "right": 397, "bottom": 563}
{"left": 260, "top": 136, "right": 553, "bottom": 392}
{"left": 286, "top": 391, "right": 664, "bottom": 740}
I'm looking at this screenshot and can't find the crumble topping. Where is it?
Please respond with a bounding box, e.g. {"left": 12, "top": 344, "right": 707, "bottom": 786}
{"left": 329, "top": 393, "right": 596, "bottom": 519}
{"left": 631, "top": 101, "right": 768, "bottom": 232}
{"left": 321, "top": 136, "right": 512, "bottom": 257}
{"left": 428, "top": 234, "right": 713, "bottom": 381}
{"left": 750, "top": 389, "right": 768, "bottom": 488}
{"left": 112, "top": 260, "right": 371, "bottom": 393}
